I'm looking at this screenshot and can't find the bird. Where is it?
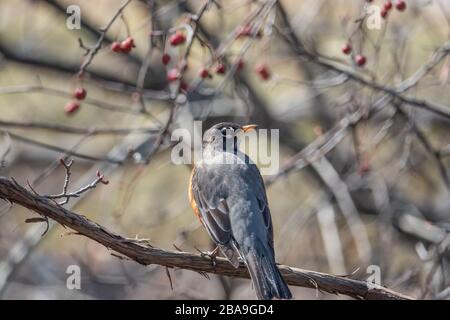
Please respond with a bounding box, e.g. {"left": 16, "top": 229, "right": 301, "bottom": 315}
{"left": 188, "top": 122, "right": 292, "bottom": 300}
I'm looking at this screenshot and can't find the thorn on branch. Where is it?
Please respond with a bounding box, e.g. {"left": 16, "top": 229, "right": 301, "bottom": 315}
{"left": 172, "top": 243, "right": 183, "bottom": 252}
{"left": 194, "top": 245, "right": 219, "bottom": 267}
{"left": 111, "top": 252, "right": 131, "bottom": 261}
{"left": 41, "top": 216, "right": 50, "bottom": 236}
{"left": 62, "top": 231, "right": 82, "bottom": 236}
{"left": 337, "top": 267, "right": 361, "bottom": 278}
{"left": 166, "top": 267, "right": 174, "bottom": 291}
{"left": 26, "top": 179, "right": 40, "bottom": 196}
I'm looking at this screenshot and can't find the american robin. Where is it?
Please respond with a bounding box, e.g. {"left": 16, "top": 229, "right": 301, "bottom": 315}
{"left": 189, "top": 122, "right": 292, "bottom": 300}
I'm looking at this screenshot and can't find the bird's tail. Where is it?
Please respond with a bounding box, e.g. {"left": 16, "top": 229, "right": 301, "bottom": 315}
{"left": 241, "top": 245, "right": 292, "bottom": 300}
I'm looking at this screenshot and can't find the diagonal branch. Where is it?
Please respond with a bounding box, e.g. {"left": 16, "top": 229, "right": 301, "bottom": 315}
{"left": 77, "top": 0, "right": 132, "bottom": 76}
{"left": 0, "top": 177, "right": 413, "bottom": 300}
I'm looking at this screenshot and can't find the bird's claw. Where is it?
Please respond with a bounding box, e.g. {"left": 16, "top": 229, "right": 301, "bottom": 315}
{"left": 195, "top": 246, "right": 219, "bottom": 267}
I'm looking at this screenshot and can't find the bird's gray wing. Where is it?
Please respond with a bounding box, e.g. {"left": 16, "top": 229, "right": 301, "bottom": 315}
{"left": 191, "top": 165, "right": 240, "bottom": 267}
{"left": 245, "top": 162, "right": 274, "bottom": 251}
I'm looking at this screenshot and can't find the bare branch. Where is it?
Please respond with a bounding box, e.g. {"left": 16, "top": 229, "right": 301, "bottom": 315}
{"left": 0, "top": 119, "right": 159, "bottom": 136}
{"left": 4, "top": 131, "right": 123, "bottom": 164}
{"left": 0, "top": 177, "right": 413, "bottom": 300}
{"left": 44, "top": 159, "right": 109, "bottom": 205}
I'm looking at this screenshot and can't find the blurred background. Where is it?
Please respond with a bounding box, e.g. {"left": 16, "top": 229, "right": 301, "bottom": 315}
{"left": 1, "top": 0, "right": 450, "bottom": 299}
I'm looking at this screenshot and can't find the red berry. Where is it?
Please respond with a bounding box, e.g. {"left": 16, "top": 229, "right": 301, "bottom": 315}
{"left": 384, "top": 1, "right": 393, "bottom": 10}
{"left": 167, "top": 68, "right": 179, "bottom": 82}
{"left": 381, "top": 8, "right": 389, "bottom": 18}
{"left": 358, "top": 160, "right": 371, "bottom": 175}
{"left": 235, "top": 25, "right": 252, "bottom": 37}
{"left": 235, "top": 25, "right": 262, "bottom": 38}
{"left": 64, "top": 101, "right": 80, "bottom": 114}
{"left": 111, "top": 42, "right": 121, "bottom": 52}
{"left": 342, "top": 43, "right": 352, "bottom": 55}
{"left": 125, "top": 37, "right": 135, "bottom": 47}
{"left": 169, "top": 31, "right": 186, "bottom": 46}
{"left": 355, "top": 54, "right": 367, "bottom": 67}
{"left": 73, "top": 87, "right": 86, "bottom": 100}
{"left": 199, "top": 67, "right": 209, "bottom": 79}
{"left": 215, "top": 63, "right": 226, "bottom": 74}
{"left": 120, "top": 37, "right": 135, "bottom": 53}
{"left": 255, "top": 63, "right": 271, "bottom": 80}
{"left": 395, "top": 0, "right": 406, "bottom": 11}
{"left": 180, "top": 81, "right": 188, "bottom": 91}
{"left": 161, "top": 53, "right": 171, "bottom": 65}
{"left": 120, "top": 44, "right": 131, "bottom": 53}
{"left": 236, "top": 58, "right": 244, "bottom": 71}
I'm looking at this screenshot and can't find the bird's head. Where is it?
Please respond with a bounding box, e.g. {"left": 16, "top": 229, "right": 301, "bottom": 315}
{"left": 202, "top": 122, "right": 258, "bottom": 153}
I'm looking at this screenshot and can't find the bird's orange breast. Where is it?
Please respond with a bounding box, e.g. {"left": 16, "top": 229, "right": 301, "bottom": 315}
{"left": 188, "top": 167, "right": 202, "bottom": 223}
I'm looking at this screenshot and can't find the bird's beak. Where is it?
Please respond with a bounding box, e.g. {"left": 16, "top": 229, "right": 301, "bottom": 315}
{"left": 241, "top": 124, "right": 258, "bottom": 132}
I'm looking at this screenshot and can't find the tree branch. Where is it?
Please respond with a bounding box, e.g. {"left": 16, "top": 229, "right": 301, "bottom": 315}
{"left": 0, "top": 177, "right": 413, "bottom": 300}
{"left": 4, "top": 132, "right": 123, "bottom": 164}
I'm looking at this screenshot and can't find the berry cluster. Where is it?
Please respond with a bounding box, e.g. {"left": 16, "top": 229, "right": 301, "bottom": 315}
{"left": 161, "top": 24, "right": 272, "bottom": 90}
{"left": 381, "top": 1, "right": 406, "bottom": 19}
{"left": 341, "top": 43, "right": 367, "bottom": 67}
{"left": 70, "top": 21, "right": 276, "bottom": 114}
{"left": 110, "top": 37, "right": 136, "bottom": 54}
{"left": 65, "top": 87, "right": 87, "bottom": 115}
{"left": 342, "top": 1, "right": 407, "bottom": 67}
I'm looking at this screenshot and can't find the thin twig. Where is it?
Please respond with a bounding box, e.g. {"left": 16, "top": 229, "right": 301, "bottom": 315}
{"left": 78, "top": 0, "right": 133, "bottom": 76}
{"left": 44, "top": 159, "right": 109, "bottom": 205}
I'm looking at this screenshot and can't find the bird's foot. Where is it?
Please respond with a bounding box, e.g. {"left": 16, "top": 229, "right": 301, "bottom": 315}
{"left": 195, "top": 246, "right": 219, "bottom": 267}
